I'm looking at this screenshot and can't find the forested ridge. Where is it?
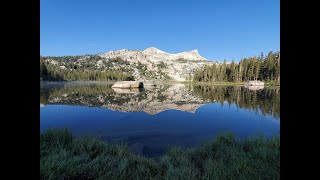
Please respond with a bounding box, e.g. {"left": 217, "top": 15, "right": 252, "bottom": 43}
{"left": 40, "top": 55, "right": 134, "bottom": 81}
{"left": 40, "top": 51, "right": 279, "bottom": 83}
{"left": 193, "top": 51, "right": 280, "bottom": 84}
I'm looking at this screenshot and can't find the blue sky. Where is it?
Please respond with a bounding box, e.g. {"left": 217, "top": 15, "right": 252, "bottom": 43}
{"left": 40, "top": 0, "right": 279, "bottom": 62}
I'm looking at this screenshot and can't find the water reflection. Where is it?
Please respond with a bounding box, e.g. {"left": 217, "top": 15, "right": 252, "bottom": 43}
{"left": 40, "top": 82, "right": 280, "bottom": 118}
{"left": 40, "top": 82, "right": 280, "bottom": 156}
{"left": 191, "top": 84, "right": 280, "bottom": 119}
{"left": 245, "top": 85, "right": 265, "bottom": 91}
{"left": 112, "top": 87, "right": 144, "bottom": 94}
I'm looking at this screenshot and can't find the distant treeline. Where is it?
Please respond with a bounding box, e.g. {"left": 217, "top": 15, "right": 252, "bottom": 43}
{"left": 40, "top": 55, "right": 134, "bottom": 81}
{"left": 193, "top": 51, "right": 280, "bottom": 83}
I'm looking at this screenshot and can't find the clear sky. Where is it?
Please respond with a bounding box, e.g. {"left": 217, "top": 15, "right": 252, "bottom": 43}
{"left": 40, "top": 0, "right": 279, "bottom": 62}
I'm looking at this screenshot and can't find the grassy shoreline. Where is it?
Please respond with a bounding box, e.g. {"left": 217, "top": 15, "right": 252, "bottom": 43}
{"left": 41, "top": 129, "right": 280, "bottom": 180}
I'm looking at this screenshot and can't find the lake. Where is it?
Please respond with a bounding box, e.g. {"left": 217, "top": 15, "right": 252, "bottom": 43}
{"left": 40, "top": 81, "right": 280, "bottom": 157}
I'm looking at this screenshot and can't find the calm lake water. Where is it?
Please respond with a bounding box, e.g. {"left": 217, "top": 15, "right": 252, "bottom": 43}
{"left": 40, "top": 82, "right": 280, "bottom": 157}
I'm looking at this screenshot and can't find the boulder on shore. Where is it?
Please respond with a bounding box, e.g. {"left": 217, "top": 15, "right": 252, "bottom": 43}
{"left": 111, "top": 81, "right": 143, "bottom": 88}
{"left": 245, "top": 80, "right": 264, "bottom": 86}
{"left": 112, "top": 87, "right": 142, "bottom": 94}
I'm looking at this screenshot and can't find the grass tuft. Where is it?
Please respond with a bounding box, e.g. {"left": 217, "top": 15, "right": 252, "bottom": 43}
{"left": 41, "top": 129, "right": 279, "bottom": 180}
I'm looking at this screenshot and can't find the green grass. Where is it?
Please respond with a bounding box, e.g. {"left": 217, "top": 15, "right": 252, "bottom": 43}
{"left": 40, "top": 129, "right": 280, "bottom": 180}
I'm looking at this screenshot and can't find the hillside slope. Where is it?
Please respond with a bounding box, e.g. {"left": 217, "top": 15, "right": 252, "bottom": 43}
{"left": 43, "top": 47, "right": 214, "bottom": 81}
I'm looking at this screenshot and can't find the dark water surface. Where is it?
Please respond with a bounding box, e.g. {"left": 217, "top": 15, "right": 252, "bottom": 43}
{"left": 40, "top": 82, "right": 280, "bottom": 157}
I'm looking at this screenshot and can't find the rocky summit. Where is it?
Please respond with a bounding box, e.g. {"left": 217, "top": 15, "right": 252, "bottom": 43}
{"left": 100, "top": 47, "right": 207, "bottom": 62}
{"left": 43, "top": 47, "right": 214, "bottom": 81}
{"left": 98, "top": 47, "right": 211, "bottom": 81}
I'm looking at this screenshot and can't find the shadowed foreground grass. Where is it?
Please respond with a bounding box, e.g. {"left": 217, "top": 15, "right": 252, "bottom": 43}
{"left": 40, "top": 129, "right": 280, "bottom": 180}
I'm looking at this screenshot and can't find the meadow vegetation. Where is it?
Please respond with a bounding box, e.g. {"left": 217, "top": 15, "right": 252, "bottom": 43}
{"left": 41, "top": 129, "right": 280, "bottom": 180}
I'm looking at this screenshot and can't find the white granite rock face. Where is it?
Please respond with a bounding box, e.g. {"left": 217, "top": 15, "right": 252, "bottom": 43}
{"left": 99, "top": 47, "right": 211, "bottom": 81}
{"left": 99, "top": 47, "right": 207, "bottom": 62}
{"left": 44, "top": 47, "right": 214, "bottom": 82}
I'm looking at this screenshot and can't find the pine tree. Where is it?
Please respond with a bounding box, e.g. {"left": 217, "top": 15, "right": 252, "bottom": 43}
{"left": 40, "top": 57, "right": 48, "bottom": 80}
{"left": 255, "top": 59, "right": 261, "bottom": 80}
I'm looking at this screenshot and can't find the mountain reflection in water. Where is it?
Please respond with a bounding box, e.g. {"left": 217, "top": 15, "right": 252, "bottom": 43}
{"left": 40, "top": 82, "right": 279, "bottom": 118}
{"left": 40, "top": 82, "right": 280, "bottom": 157}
